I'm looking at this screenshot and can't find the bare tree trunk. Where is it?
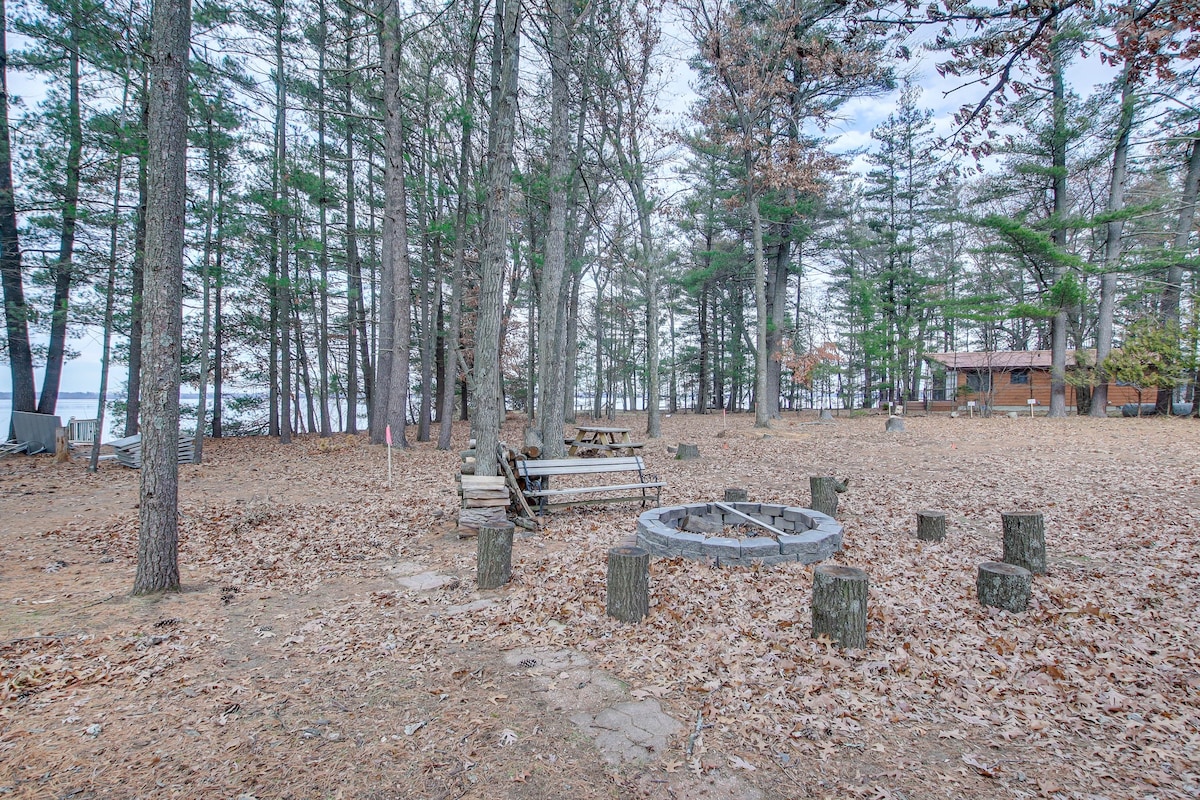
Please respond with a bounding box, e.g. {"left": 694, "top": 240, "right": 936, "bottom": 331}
{"left": 750, "top": 188, "right": 769, "bottom": 427}
{"left": 0, "top": 0, "right": 35, "bottom": 431}
{"left": 91, "top": 23, "right": 135, "bottom": 470}
{"left": 37, "top": 24, "right": 82, "bottom": 416}
{"left": 275, "top": 0, "right": 293, "bottom": 445}
{"left": 1047, "top": 30, "right": 1069, "bottom": 418}
{"left": 536, "top": 0, "right": 572, "bottom": 458}
{"left": 472, "top": 0, "right": 520, "bottom": 476}
{"left": 195, "top": 115, "right": 217, "bottom": 462}
{"left": 1160, "top": 120, "right": 1200, "bottom": 413}
{"left": 378, "top": 0, "right": 412, "bottom": 448}
{"left": 1093, "top": 62, "right": 1136, "bottom": 417}
{"left": 437, "top": 0, "right": 481, "bottom": 450}
{"left": 125, "top": 82, "right": 149, "bottom": 437}
{"left": 315, "top": 0, "right": 332, "bottom": 437}
{"left": 134, "top": 0, "right": 189, "bottom": 595}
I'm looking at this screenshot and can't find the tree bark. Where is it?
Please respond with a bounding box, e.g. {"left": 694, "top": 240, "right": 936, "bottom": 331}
{"left": 125, "top": 81, "right": 149, "bottom": 437}
{"left": 1001, "top": 511, "right": 1046, "bottom": 575}
{"left": 471, "top": 0, "right": 520, "bottom": 477}
{"left": 809, "top": 476, "right": 841, "bottom": 518}
{"left": 476, "top": 520, "right": 514, "bottom": 589}
{"left": 1093, "top": 61, "right": 1136, "bottom": 417}
{"left": 1047, "top": 27, "right": 1069, "bottom": 418}
{"left": 37, "top": 24, "right": 82, "bottom": 416}
{"left": 535, "top": 0, "right": 573, "bottom": 458}
{"left": 916, "top": 510, "right": 946, "bottom": 542}
{"left": 275, "top": 0, "right": 293, "bottom": 445}
{"left": 1160, "top": 121, "right": 1200, "bottom": 414}
{"left": 977, "top": 561, "right": 1032, "bottom": 612}
{"left": 606, "top": 544, "right": 649, "bottom": 623}
{"left": 437, "top": 0, "right": 479, "bottom": 451}
{"left": 378, "top": 0, "right": 412, "bottom": 450}
{"left": 0, "top": 0, "right": 36, "bottom": 431}
{"left": 134, "top": 0, "right": 190, "bottom": 595}
{"left": 811, "top": 565, "right": 868, "bottom": 648}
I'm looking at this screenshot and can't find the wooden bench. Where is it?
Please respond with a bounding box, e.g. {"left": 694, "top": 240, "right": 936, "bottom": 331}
{"left": 516, "top": 456, "right": 665, "bottom": 515}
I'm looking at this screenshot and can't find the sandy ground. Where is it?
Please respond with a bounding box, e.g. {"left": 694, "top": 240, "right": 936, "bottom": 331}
{"left": 1, "top": 410, "right": 1198, "bottom": 799}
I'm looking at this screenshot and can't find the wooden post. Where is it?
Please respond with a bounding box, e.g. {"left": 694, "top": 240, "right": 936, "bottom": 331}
{"left": 977, "top": 561, "right": 1032, "bottom": 612}
{"left": 1001, "top": 511, "right": 1046, "bottom": 574}
{"left": 724, "top": 488, "right": 748, "bottom": 503}
{"left": 476, "top": 520, "right": 515, "bottom": 589}
{"left": 54, "top": 426, "right": 70, "bottom": 463}
{"left": 606, "top": 545, "right": 649, "bottom": 623}
{"left": 809, "top": 476, "right": 841, "bottom": 518}
{"left": 676, "top": 443, "right": 700, "bottom": 460}
{"left": 916, "top": 510, "right": 946, "bottom": 542}
{"left": 811, "top": 565, "right": 868, "bottom": 648}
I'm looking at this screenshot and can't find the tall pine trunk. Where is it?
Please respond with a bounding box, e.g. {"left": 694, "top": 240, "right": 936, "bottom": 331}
{"left": 37, "top": 24, "right": 82, "bottom": 416}
{"left": 0, "top": 0, "right": 34, "bottom": 430}
{"left": 472, "top": 0, "right": 520, "bottom": 476}
{"left": 134, "top": 0, "right": 189, "bottom": 595}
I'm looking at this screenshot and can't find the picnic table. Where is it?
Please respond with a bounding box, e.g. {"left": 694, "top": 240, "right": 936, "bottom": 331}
{"left": 567, "top": 425, "right": 643, "bottom": 457}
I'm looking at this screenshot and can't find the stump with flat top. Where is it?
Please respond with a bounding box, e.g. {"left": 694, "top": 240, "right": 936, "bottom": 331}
{"left": 811, "top": 565, "right": 868, "bottom": 648}
{"left": 809, "top": 476, "right": 844, "bottom": 519}
{"left": 54, "top": 426, "right": 70, "bottom": 463}
{"left": 916, "top": 510, "right": 947, "bottom": 542}
{"left": 1001, "top": 511, "right": 1046, "bottom": 574}
{"left": 476, "top": 521, "right": 515, "bottom": 589}
{"left": 676, "top": 443, "right": 700, "bottom": 460}
{"left": 885, "top": 416, "right": 905, "bottom": 433}
{"left": 606, "top": 545, "right": 649, "bottom": 623}
{"left": 724, "top": 487, "right": 748, "bottom": 503}
{"left": 977, "top": 561, "right": 1032, "bottom": 612}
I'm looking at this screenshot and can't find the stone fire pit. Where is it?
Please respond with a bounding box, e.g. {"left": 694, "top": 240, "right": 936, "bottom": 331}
{"left": 636, "top": 502, "right": 843, "bottom": 567}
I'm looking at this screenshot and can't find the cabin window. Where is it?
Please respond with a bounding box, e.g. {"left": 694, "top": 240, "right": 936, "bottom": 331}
{"left": 966, "top": 372, "right": 992, "bottom": 393}
{"left": 1010, "top": 368, "right": 1030, "bottom": 385}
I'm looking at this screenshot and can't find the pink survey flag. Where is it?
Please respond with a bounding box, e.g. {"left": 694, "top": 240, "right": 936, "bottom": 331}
{"left": 386, "top": 424, "right": 392, "bottom": 446}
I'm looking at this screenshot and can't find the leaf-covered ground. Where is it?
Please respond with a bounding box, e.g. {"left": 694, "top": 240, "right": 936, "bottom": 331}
{"left": 1, "top": 412, "right": 1197, "bottom": 799}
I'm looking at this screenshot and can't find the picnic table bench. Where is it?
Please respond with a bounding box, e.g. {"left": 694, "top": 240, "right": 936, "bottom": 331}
{"left": 516, "top": 455, "right": 665, "bottom": 516}
{"left": 567, "top": 425, "right": 644, "bottom": 457}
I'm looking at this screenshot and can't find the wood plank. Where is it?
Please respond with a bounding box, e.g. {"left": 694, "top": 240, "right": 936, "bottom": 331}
{"left": 525, "top": 481, "right": 666, "bottom": 497}
{"left": 463, "top": 497, "right": 512, "bottom": 507}
{"left": 712, "top": 501, "right": 788, "bottom": 538}
{"left": 462, "top": 489, "right": 510, "bottom": 500}
{"left": 518, "top": 457, "right": 643, "bottom": 474}
{"left": 460, "top": 475, "right": 506, "bottom": 488}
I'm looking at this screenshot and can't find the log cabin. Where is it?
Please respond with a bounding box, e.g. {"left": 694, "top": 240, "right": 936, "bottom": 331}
{"left": 920, "top": 350, "right": 1146, "bottom": 414}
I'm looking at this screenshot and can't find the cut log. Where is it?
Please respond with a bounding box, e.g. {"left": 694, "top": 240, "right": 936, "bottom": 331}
{"left": 1001, "top": 511, "right": 1046, "bottom": 575}
{"left": 606, "top": 545, "right": 649, "bottom": 623}
{"left": 458, "top": 506, "right": 506, "bottom": 531}
{"left": 885, "top": 417, "right": 905, "bottom": 433}
{"left": 977, "top": 561, "right": 1032, "bottom": 612}
{"left": 916, "top": 510, "right": 947, "bottom": 542}
{"left": 55, "top": 426, "right": 70, "bottom": 463}
{"left": 724, "top": 487, "right": 748, "bottom": 503}
{"left": 522, "top": 428, "right": 543, "bottom": 459}
{"left": 809, "top": 476, "right": 842, "bottom": 518}
{"left": 811, "top": 564, "right": 868, "bottom": 648}
{"left": 676, "top": 443, "right": 700, "bottom": 460}
{"left": 477, "top": 521, "right": 515, "bottom": 589}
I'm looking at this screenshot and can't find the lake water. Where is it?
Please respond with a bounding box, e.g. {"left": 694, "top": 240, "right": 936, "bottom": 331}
{"left": 2, "top": 397, "right": 370, "bottom": 444}
{"left": 1, "top": 398, "right": 120, "bottom": 443}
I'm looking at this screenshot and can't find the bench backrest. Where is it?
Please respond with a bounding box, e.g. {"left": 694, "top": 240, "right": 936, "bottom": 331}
{"left": 518, "top": 456, "right": 645, "bottom": 477}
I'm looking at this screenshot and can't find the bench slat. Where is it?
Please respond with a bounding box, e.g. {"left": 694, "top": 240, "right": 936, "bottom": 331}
{"left": 524, "top": 481, "right": 666, "bottom": 498}
{"left": 519, "top": 458, "right": 644, "bottom": 477}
